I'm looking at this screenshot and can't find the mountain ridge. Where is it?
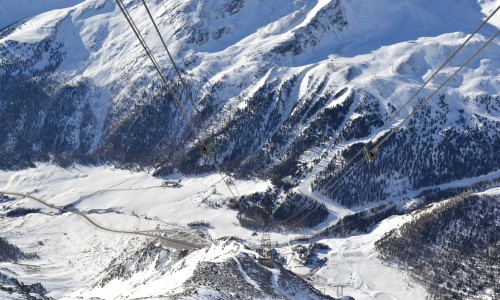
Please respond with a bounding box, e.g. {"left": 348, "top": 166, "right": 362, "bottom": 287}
{"left": 0, "top": 0, "right": 499, "bottom": 215}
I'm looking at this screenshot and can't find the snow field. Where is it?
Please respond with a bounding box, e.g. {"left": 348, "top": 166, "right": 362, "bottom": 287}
{"left": 281, "top": 214, "right": 429, "bottom": 299}
{"left": 0, "top": 164, "right": 434, "bottom": 299}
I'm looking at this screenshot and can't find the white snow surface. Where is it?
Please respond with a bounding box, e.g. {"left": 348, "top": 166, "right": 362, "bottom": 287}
{"left": 0, "top": 0, "right": 86, "bottom": 29}
{"left": 281, "top": 214, "right": 429, "bottom": 300}
{"left": 0, "top": 0, "right": 498, "bottom": 176}
{"left": 1, "top": 0, "right": 498, "bottom": 112}
{"left": 0, "top": 164, "right": 428, "bottom": 299}
{"left": 0, "top": 0, "right": 499, "bottom": 298}
{"left": 0, "top": 164, "right": 268, "bottom": 298}
{"left": 5, "top": 165, "right": 497, "bottom": 299}
{"left": 1, "top": 163, "right": 272, "bottom": 243}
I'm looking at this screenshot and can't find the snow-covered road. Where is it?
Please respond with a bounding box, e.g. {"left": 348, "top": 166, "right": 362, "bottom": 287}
{"left": 0, "top": 190, "right": 204, "bottom": 250}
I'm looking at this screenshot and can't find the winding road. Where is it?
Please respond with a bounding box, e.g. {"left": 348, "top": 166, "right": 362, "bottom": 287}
{"left": 0, "top": 191, "right": 205, "bottom": 250}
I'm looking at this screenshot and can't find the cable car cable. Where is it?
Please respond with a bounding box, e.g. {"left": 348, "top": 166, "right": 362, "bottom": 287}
{"left": 370, "top": 29, "right": 499, "bottom": 156}
{"left": 114, "top": 0, "right": 238, "bottom": 197}
{"left": 318, "top": 4, "right": 499, "bottom": 197}
{"left": 316, "top": 4, "right": 499, "bottom": 197}
{"left": 291, "top": 29, "right": 499, "bottom": 228}
{"left": 141, "top": 0, "right": 203, "bottom": 125}
{"left": 141, "top": 0, "right": 242, "bottom": 198}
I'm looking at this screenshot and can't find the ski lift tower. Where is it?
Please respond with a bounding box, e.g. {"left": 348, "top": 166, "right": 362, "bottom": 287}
{"left": 258, "top": 217, "right": 274, "bottom": 267}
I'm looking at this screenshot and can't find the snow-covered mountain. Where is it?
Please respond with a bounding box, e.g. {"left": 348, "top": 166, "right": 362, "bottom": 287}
{"left": 2, "top": 163, "right": 498, "bottom": 299}
{"left": 0, "top": 0, "right": 499, "bottom": 299}
{"left": 0, "top": 164, "right": 429, "bottom": 299}
{"left": 376, "top": 191, "right": 499, "bottom": 299}
{"left": 0, "top": 0, "right": 498, "bottom": 219}
{"left": 0, "top": 0, "right": 85, "bottom": 29}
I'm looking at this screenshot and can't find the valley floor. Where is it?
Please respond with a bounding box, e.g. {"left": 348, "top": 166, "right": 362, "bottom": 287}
{"left": 281, "top": 215, "right": 428, "bottom": 299}
{"left": 0, "top": 163, "right": 461, "bottom": 299}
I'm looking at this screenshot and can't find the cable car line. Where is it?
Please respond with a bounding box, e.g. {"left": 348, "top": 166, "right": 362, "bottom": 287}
{"left": 322, "top": 28, "right": 499, "bottom": 199}
{"left": 278, "top": 157, "right": 365, "bottom": 226}
{"left": 115, "top": 0, "right": 498, "bottom": 236}
{"left": 141, "top": 0, "right": 203, "bottom": 124}
{"left": 250, "top": 3, "right": 499, "bottom": 229}
{"left": 142, "top": 0, "right": 242, "bottom": 198}
{"left": 114, "top": 0, "right": 198, "bottom": 138}
{"left": 288, "top": 158, "right": 365, "bottom": 228}
{"left": 144, "top": 1, "right": 242, "bottom": 198}
{"left": 369, "top": 29, "right": 499, "bottom": 156}
{"left": 114, "top": 0, "right": 240, "bottom": 198}
{"left": 290, "top": 29, "right": 498, "bottom": 229}
{"left": 317, "top": 4, "right": 499, "bottom": 198}
{"left": 141, "top": 0, "right": 241, "bottom": 198}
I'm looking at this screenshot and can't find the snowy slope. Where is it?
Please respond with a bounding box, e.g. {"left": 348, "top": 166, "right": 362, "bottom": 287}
{"left": 281, "top": 215, "right": 429, "bottom": 300}
{"left": 0, "top": 1, "right": 499, "bottom": 298}
{"left": 0, "top": 163, "right": 273, "bottom": 243}
{"left": 0, "top": 0, "right": 498, "bottom": 172}
{"left": 2, "top": 164, "right": 499, "bottom": 299}
{"left": 0, "top": 164, "right": 422, "bottom": 299}
{"left": 78, "top": 239, "right": 331, "bottom": 299}
{"left": 0, "top": 164, "right": 331, "bottom": 299}
{"left": 0, "top": 0, "right": 85, "bottom": 29}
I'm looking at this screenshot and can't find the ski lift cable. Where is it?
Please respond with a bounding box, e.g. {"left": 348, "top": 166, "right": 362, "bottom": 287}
{"left": 279, "top": 158, "right": 364, "bottom": 227}
{"left": 114, "top": 0, "right": 199, "bottom": 138}
{"left": 289, "top": 29, "right": 498, "bottom": 229}
{"left": 287, "top": 158, "right": 365, "bottom": 228}
{"left": 117, "top": 0, "right": 497, "bottom": 228}
{"left": 114, "top": 0, "right": 237, "bottom": 198}
{"left": 140, "top": 0, "right": 241, "bottom": 198}
{"left": 244, "top": 3, "right": 499, "bottom": 228}
{"left": 276, "top": 201, "right": 311, "bottom": 225}
{"left": 278, "top": 198, "right": 316, "bottom": 224}
{"left": 319, "top": 154, "right": 367, "bottom": 200}
{"left": 141, "top": 0, "right": 242, "bottom": 198}
{"left": 370, "top": 29, "right": 499, "bottom": 155}
{"left": 321, "top": 29, "right": 498, "bottom": 200}
{"left": 276, "top": 159, "right": 362, "bottom": 225}
{"left": 160, "top": 0, "right": 184, "bottom": 45}
{"left": 317, "top": 4, "right": 499, "bottom": 196}
{"left": 141, "top": 0, "right": 203, "bottom": 125}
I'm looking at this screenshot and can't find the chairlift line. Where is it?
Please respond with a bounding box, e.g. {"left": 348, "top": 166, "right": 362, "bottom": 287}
{"left": 277, "top": 199, "right": 313, "bottom": 225}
